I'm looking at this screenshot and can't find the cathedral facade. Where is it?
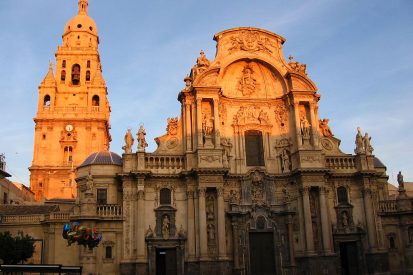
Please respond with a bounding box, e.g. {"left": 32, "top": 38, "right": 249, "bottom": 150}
{"left": 1, "top": 1, "right": 413, "bottom": 275}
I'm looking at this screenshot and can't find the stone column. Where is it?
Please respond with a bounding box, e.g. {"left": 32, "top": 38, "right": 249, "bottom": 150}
{"left": 232, "top": 222, "right": 240, "bottom": 269}
{"left": 217, "top": 187, "right": 227, "bottom": 259}
{"left": 185, "top": 102, "right": 192, "bottom": 152}
{"left": 309, "top": 103, "right": 319, "bottom": 147}
{"left": 319, "top": 187, "right": 332, "bottom": 253}
{"left": 187, "top": 190, "right": 196, "bottom": 259}
{"left": 213, "top": 99, "right": 221, "bottom": 148}
{"left": 363, "top": 187, "right": 377, "bottom": 250}
{"left": 196, "top": 98, "right": 203, "bottom": 148}
{"left": 287, "top": 215, "right": 296, "bottom": 266}
{"left": 293, "top": 103, "right": 303, "bottom": 148}
{"left": 137, "top": 190, "right": 145, "bottom": 261}
{"left": 302, "top": 187, "right": 314, "bottom": 253}
{"left": 198, "top": 187, "right": 208, "bottom": 258}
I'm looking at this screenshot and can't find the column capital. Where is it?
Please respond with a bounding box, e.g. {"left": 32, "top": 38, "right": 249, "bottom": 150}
{"left": 300, "top": 186, "right": 311, "bottom": 195}
{"left": 217, "top": 187, "right": 224, "bottom": 197}
{"left": 137, "top": 190, "right": 145, "bottom": 200}
{"left": 186, "top": 190, "right": 194, "bottom": 199}
{"left": 198, "top": 187, "right": 206, "bottom": 197}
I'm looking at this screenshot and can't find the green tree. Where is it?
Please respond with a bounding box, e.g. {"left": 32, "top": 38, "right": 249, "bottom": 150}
{"left": 0, "top": 231, "right": 35, "bottom": 264}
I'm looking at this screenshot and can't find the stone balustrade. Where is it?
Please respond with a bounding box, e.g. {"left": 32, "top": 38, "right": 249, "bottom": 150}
{"left": 379, "top": 200, "right": 398, "bottom": 213}
{"left": 1, "top": 215, "right": 42, "bottom": 224}
{"left": 49, "top": 212, "right": 71, "bottom": 220}
{"left": 145, "top": 155, "right": 185, "bottom": 173}
{"left": 97, "top": 204, "right": 122, "bottom": 217}
{"left": 325, "top": 156, "right": 356, "bottom": 170}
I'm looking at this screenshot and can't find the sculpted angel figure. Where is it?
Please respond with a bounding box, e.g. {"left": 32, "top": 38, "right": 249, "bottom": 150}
{"left": 355, "top": 127, "right": 364, "bottom": 154}
{"left": 363, "top": 133, "right": 373, "bottom": 155}
{"left": 319, "top": 119, "right": 333, "bottom": 137}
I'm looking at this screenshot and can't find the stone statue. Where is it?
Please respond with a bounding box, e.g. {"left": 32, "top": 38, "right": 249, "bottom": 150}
{"left": 300, "top": 116, "right": 311, "bottom": 139}
{"left": 145, "top": 225, "right": 154, "bottom": 238}
{"left": 363, "top": 132, "right": 373, "bottom": 155}
{"left": 221, "top": 138, "right": 233, "bottom": 167}
{"left": 207, "top": 223, "right": 215, "bottom": 240}
{"left": 162, "top": 215, "right": 170, "bottom": 240}
{"left": 355, "top": 127, "right": 364, "bottom": 154}
{"left": 319, "top": 118, "right": 333, "bottom": 137}
{"left": 281, "top": 148, "right": 291, "bottom": 173}
{"left": 137, "top": 125, "right": 148, "bottom": 151}
{"left": 341, "top": 211, "right": 349, "bottom": 227}
{"left": 202, "top": 113, "right": 214, "bottom": 136}
{"left": 122, "top": 128, "right": 134, "bottom": 153}
{"left": 206, "top": 195, "right": 215, "bottom": 220}
{"left": 238, "top": 64, "right": 258, "bottom": 96}
{"left": 288, "top": 55, "right": 307, "bottom": 74}
{"left": 192, "top": 50, "right": 210, "bottom": 77}
{"left": 177, "top": 225, "right": 186, "bottom": 238}
{"left": 86, "top": 172, "right": 93, "bottom": 193}
{"left": 397, "top": 171, "right": 405, "bottom": 190}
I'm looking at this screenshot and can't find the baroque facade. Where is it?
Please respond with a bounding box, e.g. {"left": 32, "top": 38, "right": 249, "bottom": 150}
{"left": 1, "top": 1, "right": 413, "bottom": 275}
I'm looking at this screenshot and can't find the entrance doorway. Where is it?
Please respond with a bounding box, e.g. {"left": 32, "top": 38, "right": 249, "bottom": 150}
{"left": 249, "top": 232, "right": 276, "bottom": 275}
{"left": 339, "top": 241, "right": 360, "bottom": 275}
{"left": 156, "top": 248, "right": 177, "bottom": 275}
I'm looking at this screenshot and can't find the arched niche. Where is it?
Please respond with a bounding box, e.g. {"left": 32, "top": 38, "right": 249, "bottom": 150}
{"left": 219, "top": 59, "right": 287, "bottom": 98}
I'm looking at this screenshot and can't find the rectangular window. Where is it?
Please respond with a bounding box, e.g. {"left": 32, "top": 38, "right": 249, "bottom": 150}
{"left": 97, "top": 189, "right": 107, "bottom": 205}
{"left": 245, "top": 130, "right": 265, "bottom": 166}
{"left": 105, "top": 246, "right": 112, "bottom": 259}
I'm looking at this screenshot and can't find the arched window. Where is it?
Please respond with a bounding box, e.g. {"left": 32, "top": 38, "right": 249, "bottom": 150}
{"left": 64, "top": 146, "right": 73, "bottom": 164}
{"left": 87, "top": 60, "right": 91, "bottom": 68}
{"left": 71, "top": 64, "right": 81, "bottom": 85}
{"left": 62, "top": 60, "right": 66, "bottom": 68}
{"left": 61, "top": 70, "right": 66, "bottom": 81}
{"left": 92, "top": 95, "right": 100, "bottom": 106}
{"left": 245, "top": 130, "right": 264, "bottom": 166}
{"left": 43, "top": 95, "right": 51, "bottom": 107}
{"left": 160, "top": 188, "right": 171, "bottom": 205}
{"left": 86, "top": 70, "right": 91, "bottom": 81}
{"left": 337, "top": 187, "right": 349, "bottom": 204}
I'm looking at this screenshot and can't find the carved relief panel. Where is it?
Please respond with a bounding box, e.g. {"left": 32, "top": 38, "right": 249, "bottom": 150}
{"left": 205, "top": 189, "right": 218, "bottom": 257}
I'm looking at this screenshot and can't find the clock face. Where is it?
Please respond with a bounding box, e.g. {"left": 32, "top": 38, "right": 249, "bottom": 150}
{"left": 65, "top": 124, "right": 73, "bottom": 132}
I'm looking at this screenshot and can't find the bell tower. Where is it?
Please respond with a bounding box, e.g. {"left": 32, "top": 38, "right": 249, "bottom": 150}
{"left": 29, "top": 0, "right": 111, "bottom": 201}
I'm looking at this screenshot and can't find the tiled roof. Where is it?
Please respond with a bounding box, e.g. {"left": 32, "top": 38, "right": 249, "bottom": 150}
{"left": 78, "top": 151, "right": 122, "bottom": 167}
{"left": 373, "top": 157, "right": 386, "bottom": 168}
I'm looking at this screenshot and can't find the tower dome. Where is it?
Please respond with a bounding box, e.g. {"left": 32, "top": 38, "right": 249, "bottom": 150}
{"left": 62, "top": 0, "right": 99, "bottom": 47}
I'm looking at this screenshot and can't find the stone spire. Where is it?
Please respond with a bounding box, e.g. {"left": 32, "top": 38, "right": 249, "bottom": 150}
{"left": 41, "top": 61, "right": 56, "bottom": 86}
{"left": 78, "top": 0, "right": 88, "bottom": 15}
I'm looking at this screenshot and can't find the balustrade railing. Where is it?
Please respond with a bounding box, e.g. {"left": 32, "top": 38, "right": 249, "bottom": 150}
{"left": 49, "top": 212, "right": 70, "bottom": 220}
{"left": 1, "top": 215, "right": 41, "bottom": 224}
{"left": 325, "top": 156, "right": 356, "bottom": 170}
{"left": 379, "top": 200, "right": 398, "bottom": 213}
{"left": 97, "top": 204, "right": 122, "bottom": 217}
{"left": 145, "top": 155, "right": 185, "bottom": 172}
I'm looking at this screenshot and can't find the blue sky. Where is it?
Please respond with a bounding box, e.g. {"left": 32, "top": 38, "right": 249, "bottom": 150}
{"left": 0, "top": 0, "right": 412, "bottom": 185}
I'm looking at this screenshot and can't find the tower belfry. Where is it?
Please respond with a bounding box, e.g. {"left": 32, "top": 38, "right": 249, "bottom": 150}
{"left": 29, "top": 0, "right": 111, "bottom": 201}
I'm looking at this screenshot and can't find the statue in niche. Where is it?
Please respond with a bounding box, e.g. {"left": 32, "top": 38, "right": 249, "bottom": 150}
{"left": 162, "top": 215, "right": 170, "bottom": 240}
{"left": 207, "top": 223, "right": 215, "bottom": 241}
{"left": 258, "top": 110, "right": 269, "bottom": 125}
{"left": 229, "top": 190, "right": 239, "bottom": 204}
{"left": 280, "top": 148, "right": 291, "bottom": 173}
{"left": 137, "top": 125, "right": 148, "bottom": 151}
{"left": 238, "top": 64, "right": 258, "bottom": 96}
{"left": 86, "top": 172, "right": 93, "bottom": 193}
{"left": 300, "top": 116, "right": 311, "bottom": 140}
{"left": 363, "top": 132, "right": 373, "bottom": 155}
{"left": 221, "top": 138, "right": 233, "bottom": 167}
{"left": 319, "top": 118, "right": 333, "bottom": 137}
{"left": 206, "top": 195, "right": 215, "bottom": 220}
{"left": 202, "top": 113, "right": 214, "bottom": 136}
{"left": 122, "top": 128, "right": 134, "bottom": 153}
{"left": 397, "top": 171, "right": 405, "bottom": 190}
{"left": 341, "top": 211, "right": 349, "bottom": 228}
